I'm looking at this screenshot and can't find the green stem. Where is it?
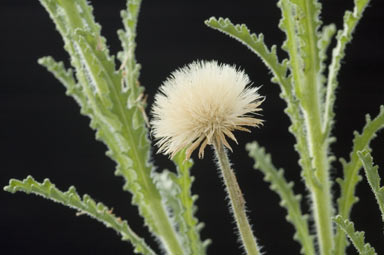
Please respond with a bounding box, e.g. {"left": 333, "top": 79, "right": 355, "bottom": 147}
{"left": 303, "top": 96, "right": 334, "bottom": 255}
{"left": 213, "top": 141, "right": 261, "bottom": 255}
{"left": 151, "top": 199, "right": 184, "bottom": 254}
{"left": 303, "top": 103, "right": 334, "bottom": 255}
{"left": 302, "top": 61, "right": 334, "bottom": 255}
{"left": 299, "top": 0, "right": 334, "bottom": 253}
{"left": 53, "top": 2, "right": 184, "bottom": 254}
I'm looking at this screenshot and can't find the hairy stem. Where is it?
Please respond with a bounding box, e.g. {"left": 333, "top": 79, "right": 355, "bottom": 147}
{"left": 304, "top": 78, "right": 334, "bottom": 252}
{"left": 213, "top": 141, "right": 261, "bottom": 255}
{"left": 303, "top": 98, "right": 334, "bottom": 255}
{"left": 299, "top": 0, "right": 334, "bottom": 253}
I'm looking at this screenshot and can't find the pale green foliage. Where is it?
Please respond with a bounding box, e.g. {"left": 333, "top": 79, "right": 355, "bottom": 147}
{"left": 324, "top": 0, "right": 372, "bottom": 137}
{"left": 154, "top": 151, "right": 210, "bottom": 255}
{"left": 358, "top": 149, "right": 384, "bottom": 223}
{"left": 335, "top": 106, "right": 384, "bottom": 254}
{"left": 37, "top": 0, "right": 167, "bottom": 242}
{"left": 333, "top": 216, "right": 377, "bottom": 255}
{"left": 4, "top": 176, "right": 156, "bottom": 255}
{"left": 247, "top": 142, "right": 314, "bottom": 255}
{"left": 5, "top": 0, "right": 205, "bottom": 254}
{"left": 205, "top": 17, "right": 315, "bottom": 190}
{"left": 206, "top": 0, "right": 381, "bottom": 255}
{"left": 5, "top": 0, "right": 384, "bottom": 254}
{"left": 205, "top": 18, "right": 289, "bottom": 91}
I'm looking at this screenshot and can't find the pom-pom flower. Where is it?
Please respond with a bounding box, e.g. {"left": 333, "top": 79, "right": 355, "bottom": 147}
{"left": 151, "top": 60, "right": 264, "bottom": 160}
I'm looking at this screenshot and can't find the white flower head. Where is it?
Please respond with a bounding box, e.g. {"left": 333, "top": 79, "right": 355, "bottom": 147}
{"left": 151, "top": 60, "right": 264, "bottom": 160}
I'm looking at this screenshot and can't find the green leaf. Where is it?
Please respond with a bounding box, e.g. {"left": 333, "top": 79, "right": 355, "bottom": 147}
{"left": 278, "top": 0, "right": 323, "bottom": 100}
{"left": 318, "top": 24, "right": 336, "bottom": 77}
{"left": 333, "top": 215, "right": 377, "bottom": 255}
{"left": 118, "top": 0, "right": 143, "bottom": 104}
{"left": 247, "top": 142, "right": 315, "bottom": 255}
{"left": 205, "top": 17, "right": 317, "bottom": 189}
{"left": 154, "top": 150, "right": 209, "bottom": 255}
{"left": 276, "top": 0, "right": 305, "bottom": 98}
{"left": 37, "top": 1, "right": 184, "bottom": 253}
{"left": 209, "top": 16, "right": 322, "bottom": 191}
{"left": 205, "top": 17, "right": 290, "bottom": 93}
{"left": 323, "top": 0, "right": 371, "bottom": 137}
{"left": 4, "top": 176, "right": 156, "bottom": 255}
{"left": 318, "top": 24, "right": 336, "bottom": 100}
{"left": 172, "top": 150, "right": 211, "bottom": 254}
{"left": 358, "top": 149, "right": 384, "bottom": 223}
{"left": 154, "top": 170, "right": 190, "bottom": 254}
{"left": 335, "top": 106, "right": 384, "bottom": 255}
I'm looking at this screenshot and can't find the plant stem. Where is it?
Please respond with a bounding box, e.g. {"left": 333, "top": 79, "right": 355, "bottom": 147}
{"left": 151, "top": 198, "right": 184, "bottom": 255}
{"left": 299, "top": 0, "right": 334, "bottom": 253}
{"left": 213, "top": 141, "right": 261, "bottom": 255}
{"left": 302, "top": 72, "right": 334, "bottom": 255}
{"left": 54, "top": 2, "right": 184, "bottom": 254}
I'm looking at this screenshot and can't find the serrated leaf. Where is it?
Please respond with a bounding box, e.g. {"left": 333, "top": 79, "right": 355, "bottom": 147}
{"left": 36, "top": 1, "right": 184, "bottom": 253}
{"left": 318, "top": 24, "right": 336, "bottom": 106}
{"left": 247, "top": 142, "right": 315, "bottom": 255}
{"left": 333, "top": 216, "right": 377, "bottom": 255}
{"left": 358, "top": 149, "right": 384, "bottom": 223}
{"left": 118, "top": 0, "right": 143, "bottom": 104}
{"left": 172, "top": 150, "right": 210, "bottom": 254}
{"left": 205, "top": 17, "right": 316, "bottom": 189}
{"left": 154, "top": 150, "right": 209, "bottom": 255}
{"left": 4, "top": 176, "right": 156, "bottom": 255}
{"left": 278, "top": 0, "right": 324, "bottom": 105}
{"left": 335, "top": 106, "right": 384, "bottom": 255}
{"left": 323, "top": 0, "right": 371, "bottom": 137}
{"left": 72, "top": 29, "right": 118, "bottom": 109}
{"left": 205, "top": 17, "right": 290, "bottom": 93}
{"left": 276, "top": 0, "right": 305, "bottom": 98}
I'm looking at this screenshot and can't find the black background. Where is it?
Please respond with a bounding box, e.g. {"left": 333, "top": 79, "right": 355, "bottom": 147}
{"left": 1, "top": 0, "right": 384, "bottom": 254}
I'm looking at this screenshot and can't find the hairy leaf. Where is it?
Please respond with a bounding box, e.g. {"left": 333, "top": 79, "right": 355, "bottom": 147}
{"left": 118, "top": 0, "right": 143, "bottom": 105}
{"left": 38, "top": 1, "right": 160, "bottom": 235}
{"left": 247, "top": 142, "right": 315, "bottom": 255}
{"left": 276, "top": 0, "right": 305, "bottom": 98}
{"left": 323, "top": 0, "right": 371, "bottom": 137}
{"left": 172, "top": 151, "right": 211, "bottom": 254}
{"left": 358, "top": 149, "right": 384, "bottom": 223}
{"left": 318, "top": 24, "right": 336, "bottom": 105}
{"left": 334, "top": 216, "right": 377, "bottom": 255}
{"left": 205, "top": 17, "right": 290, "bottom": 92}
{"left": 155, "top": 151, "right": 209, "bottom": 255}
{"left": 335, "top": 106, "right": 384, "bottom": 255}
{"left": 4, "top": 176, "right": 156, "bottom": 255}
{"left": 205, "top": 17, "right": 316, "bottom": 189}
{"left": 278, "top": 0, "right": 323, "bottom": 100}
{"left": 35, "top": 1, "right": 184, "bottom": 253}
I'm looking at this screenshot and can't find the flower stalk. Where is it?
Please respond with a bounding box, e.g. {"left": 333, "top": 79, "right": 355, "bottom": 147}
{"left": 213, "top": 140, "right": 261, "bottom": 255}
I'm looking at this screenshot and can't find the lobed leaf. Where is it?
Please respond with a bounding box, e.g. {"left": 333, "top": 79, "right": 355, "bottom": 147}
{"left": 333, "top": 215, "right": 377, "bottom": 255}
{"left": 3, "top": 176, "right": 156, "bottom": 255}
{"left": 172, "top": 151, "right": 211, "bottom": 254}
{"left": 318, "top": 24, "right": 336, "bottom": 108}
{"left": 323, "top": 0, "right": 371, "bottom": 137}
{"left": 204, "top": 17, "right": 316, "bottom": 192}
{"left": 276, "top": 0, "right": 305, "bottom": 98}
{"left": 318, "top": 24, "right": 336, "bottom": 78}
{"left": 335, "top": 106, "right": 384, "bottom": 255}
{"left": 205, "top": 17, "right": 290, "bottom": 93}
{"left": 358, "top": 149, "right": 384, "bottom": 223}
{"left": 247, "top": 142, "right": 315, "bottom": 255}
{"left": 154, "top": 150, "right": 209, "bottom": 255}
{"left": 280, "top": 0, "right": 323, "bottom": 98}
{"left": 36, "top": 1, "right": 184, "bottom": 253}
{"left": 118, "top": 0, "right": 143, "bottom": 105}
